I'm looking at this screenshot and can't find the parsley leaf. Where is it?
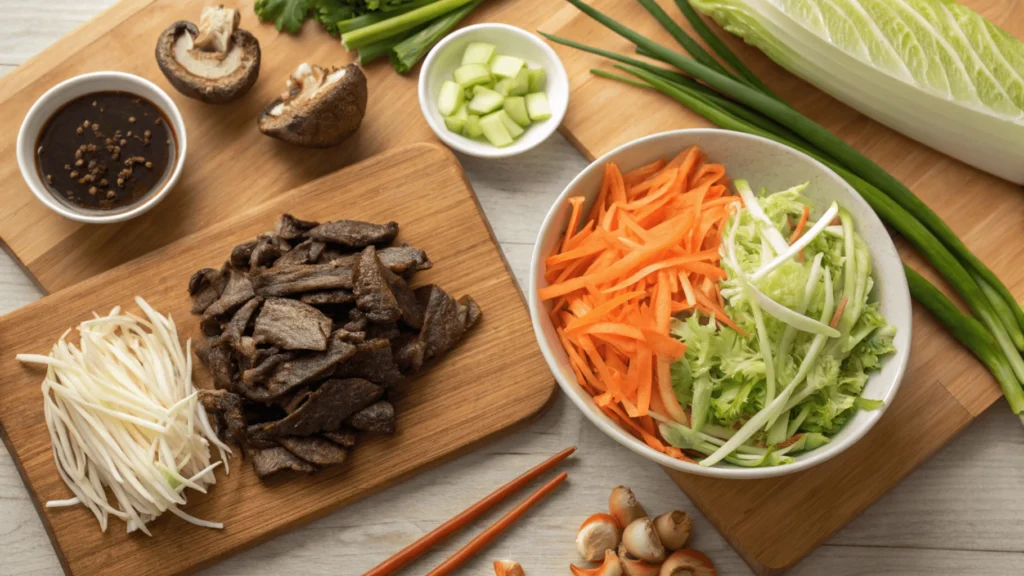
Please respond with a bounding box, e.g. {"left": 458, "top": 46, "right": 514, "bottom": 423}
{"left": 254, "top": 0, "right": 314, "bottom": 34}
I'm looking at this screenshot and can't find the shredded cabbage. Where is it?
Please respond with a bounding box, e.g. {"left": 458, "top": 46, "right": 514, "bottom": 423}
{"left": 665, "top": 182, "right": 896, "bottom": 466}
{"left": 17, "top": 297, "right": 231, "bottom": 534}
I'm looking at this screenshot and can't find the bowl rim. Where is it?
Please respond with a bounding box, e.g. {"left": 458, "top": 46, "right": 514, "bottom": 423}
{"left": 528, "top": 128, "right": 912, "bottom": 479}
{"left": 16, "top": 71, "right": 188, "bottom": 224}
{"left": 417, "top": 22, "right": 569, "bottom": 160}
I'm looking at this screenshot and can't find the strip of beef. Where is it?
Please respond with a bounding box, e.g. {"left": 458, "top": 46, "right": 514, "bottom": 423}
{"left": 275, "top": 214, "right": 319, "bottom": 240}
{"left": 344, "top": 308, "right": 368, "bottom": 332}
{"left": 196, "top": 338, "right": 235, "bottom": 390}
{"left": 229, "top": 240, "right": 258, "bottom": 269}
{"left": 198, "top": 389, "right": 247, "bottom": 446}
{"left": 253, "top": 298, "right": 332, "bottom": 351}
{"left": 234, "top": 336, "right": 258, "bottom": 372}
{"left": 281, "top": 387, "right": 310, "bottom": 414}
{"left": 354, "top": 246, "right": 401, "bottom": 324}
{"left": 188, "top": 268, "right": 224, "bottom": 314}
{"left": 217, "top": 297, "right": 261, "bottom": 350}
{"left": 299, "top": 290, "right": 354, "bottom": 306}
{"left": 365, "top": 323, "right": 401, "bottom": 342}
{"left": 323, "top": 430, "right": 357, "bottom": 448}
{"left": 246, "top": 424, "right": 278, "bottom": 449}
{"left": 415, "top": 285, "right": 481, "bottom": 360}
{"left": 279, "top": 436, "right": 348, "bottom": 466}
{"left": 379, "top": 245, "right": 432, "bottom": 275}
{"left": 250, "top": 238, "right": 282, "bottom": 270}
{"left": 246, "top": 334, "right": 357, "bottom": 401}
{"left": 203, "top": 267, "right": 255, "bottom": 320}
{"left": 335, "top": 338, "right": 402, "bottom": 389}
{"left": 392, "top": 332, "right": 426, "bottom": 374}
{"left": 259, "top": 378, "right": 383, "bottom": 436}
{"left": 242, "top": 348, "right": 294, "bottom": 385}
{"left": 251, "top": 446, "right": 316, "bottom": 477}
{"left": 385, "top": 267, "right": 423, "bottom": 329}
{"left": 308, "top": 220, "right": 398, "bottom": 248}
{"left": 274, "top": 239, "right": 326, "bottom": 268}
{"left": 348, "top": 401, "right": 395, "bottom": 434}
{"left": 252, "top": 262, "right": 354, "bottom": 297}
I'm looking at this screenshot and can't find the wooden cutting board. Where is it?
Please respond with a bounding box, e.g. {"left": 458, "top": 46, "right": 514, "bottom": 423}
{"left": 0, "top": 142, "right": 556, "bottom": 576}
{"left": 545, "top": 1, "right": 1024, "bottom": 574}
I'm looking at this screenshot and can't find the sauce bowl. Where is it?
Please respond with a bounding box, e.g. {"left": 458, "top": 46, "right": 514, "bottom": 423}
{"left": 16, "top": 71, "right": 187, "bottom": 224}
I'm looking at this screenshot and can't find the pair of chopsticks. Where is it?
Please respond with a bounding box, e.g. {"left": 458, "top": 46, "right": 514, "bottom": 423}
{"left": 364, "top": 446, "right": 576, "bottom": 576}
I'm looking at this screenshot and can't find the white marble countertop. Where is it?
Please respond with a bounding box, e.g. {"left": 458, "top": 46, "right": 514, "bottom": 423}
{"left": 1, "top": 2, "right": 1023, "bottom": 574}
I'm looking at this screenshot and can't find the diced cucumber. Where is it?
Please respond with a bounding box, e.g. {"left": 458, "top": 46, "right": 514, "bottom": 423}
{"left": 461, "top": 42, "right": 496, "bottom": 66}
{"left": 463, "top": 86, "right": 475, "bottom": 101}
{"left": 528, "top": 68, "right": 546, "bottom": 92}
{"left": 437, "top": 80, "right": 464, "bottom": 117}
{"left": 464, "top": 114, "right": 483, "bottom": 138}
{"left": 503, "top": 96, "right": 531, "bottom": 127}
{"left": 479, "top": 112, "right": 514, "bottom": 147}
{"left": 443, "top": 104, "right": 469, "bottom": 134}
{"left": 468, "top": 86, "right": 505, "bottom": 114}
{"left": 490, "top": 54, "right": 525, "bottom": 79}
{"left": 525, "top": 92, "right": 552, "bottom": 121}
{"left": 510, "top": 68, "right": 530, "bottom": 96}
{"left": 453, "top": 64, "right": 491, "bottom": 88}
{"left": 494, "top": 109, "right": 525, "bottom": 139}
{"left": 494, "top": 78, "right": 516, "bottom": 97}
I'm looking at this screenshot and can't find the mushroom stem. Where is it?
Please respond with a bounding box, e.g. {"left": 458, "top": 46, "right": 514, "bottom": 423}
{"left": 576, "top": 513, "right": 622, "bottom": 562}
{"left": 608, "top": 486, "right": 647, "bottom": 529}
{"left": 653, "top": 511, "right": 692, "bottom": 551}
{"left": 658, "top": 549, "right": 718, "bottom": 576}
{"left": 570, "top": 549, "right": 623, "bottom": 576}
{"left": 194, "top": 5, "right": 240, "bottom": 54}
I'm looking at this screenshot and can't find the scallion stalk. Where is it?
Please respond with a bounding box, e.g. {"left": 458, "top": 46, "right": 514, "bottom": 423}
{"left": 341, "top": 0, "right": 476, "bottom": 50}
{"left": 335, "top": 0, "right": 439, "bottom": 35}
{"left": 390, "top": 0, "right": 484, "bottom": 74}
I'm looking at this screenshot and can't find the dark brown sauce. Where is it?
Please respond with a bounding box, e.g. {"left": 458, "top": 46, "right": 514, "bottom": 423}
{"left": 35, "top": 91, "right": 175, "bottom": 211}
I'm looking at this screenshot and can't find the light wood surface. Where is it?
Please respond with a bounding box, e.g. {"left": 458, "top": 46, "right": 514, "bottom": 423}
{"left": 0, "top": 143, "right": 555, "bottom": 576}
{"left": 547, "top": 1, "right": 1024, "bottom": 572}
{"left": 2, "top": 2, "right": 1024, "bottom": 576}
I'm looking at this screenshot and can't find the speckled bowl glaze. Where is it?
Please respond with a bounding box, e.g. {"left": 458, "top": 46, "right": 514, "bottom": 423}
{"left": 529, "top": 129, "right": 912, "bottom": 479}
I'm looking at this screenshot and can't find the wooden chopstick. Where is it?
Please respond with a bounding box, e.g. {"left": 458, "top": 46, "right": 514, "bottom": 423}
{"left": 363, "top": 447, "right": 576, "bottom": 576}
{"left": 425, "top": 471, "right": 569, "bottom": 576}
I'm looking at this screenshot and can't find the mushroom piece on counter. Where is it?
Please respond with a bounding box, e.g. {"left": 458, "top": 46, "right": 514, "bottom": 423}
{"left": 258, "top": 63, "right": 368, "bottom": 148}
{"left": 155, "top": 5, "right": 261, "bottom": 104}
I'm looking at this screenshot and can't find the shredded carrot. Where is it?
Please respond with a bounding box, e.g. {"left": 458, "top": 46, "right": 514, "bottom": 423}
{"left": 542, "top": 146, "right": 740, "bottom": 464}
{"left": 830, "top": 296, "right": 849, "bottom": 329}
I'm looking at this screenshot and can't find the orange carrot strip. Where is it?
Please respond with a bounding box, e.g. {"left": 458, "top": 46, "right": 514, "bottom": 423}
{"left": 623, "top": 158, "right": 666, "bottom": 188}
{"left": 565, "top": 290, "right": 646, "bottom": 332}
{"left": 830, "top": 296, "right": 849, "bottom": 329}
{"left": 789, "top": 205, "right": 810, "bottom": 244}
{"left": 579, "top": 323, "right": 645, "bottom": 340}
{"left": 602, "top": 249, "right": 720, "bottom": 293}
{"left": 561, "top": 197, "right": 586, "bottom": 252}
{"left": 640, "top": 328, "right": 688, "bottom": 360}
{"left": 608, "top": 163, "right": 627, "bottom": 204}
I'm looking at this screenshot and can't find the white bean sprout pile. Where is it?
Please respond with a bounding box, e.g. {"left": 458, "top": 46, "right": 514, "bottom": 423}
{"left": 17, "top": 297, "right": 232, "bottom": 535}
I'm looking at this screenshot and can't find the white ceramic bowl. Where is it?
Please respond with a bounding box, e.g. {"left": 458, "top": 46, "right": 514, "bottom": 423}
{"left": 529, "top": 129, "right": 912, "bottom": 479}
{"left": 17, "top": 71, "right": 187, "bottom": 224}
{"left": 418, "top": 23, "right": 569, "bottom": 159}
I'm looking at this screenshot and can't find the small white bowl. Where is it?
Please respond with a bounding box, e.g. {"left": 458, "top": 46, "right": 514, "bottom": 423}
{"left": 529, "top": 129, "right": 912, "bottom": 479}
{"left": 17, "top": 71, "right": 187, "bottom": 224}
{"left": 418, "top": 23, "right": 569, "bottom": 159}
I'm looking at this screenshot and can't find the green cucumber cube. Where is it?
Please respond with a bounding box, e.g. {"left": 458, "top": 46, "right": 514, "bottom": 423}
{"left": 461, "top": 42, "right": 496, "bottom": 66}
{"left": 437, "top": 80, "right": 464, "bottom": 117}
{"left": 468, "top": 86, "right": 505, "bottom": 114}
{"left": 494, "top": 109, "right": 525, "bottom": 139}
{"left": 494, "top": 78, "right": 516, "bottom": 97}
{"left": 464, "top": 114, "right": 483, "bottom": 138}
{"left": 479, "top": 112, "right": 514, "bottom": 147}
{"left": 443, "top": 104, "right": 469, "bottom": 134}
{"left": 503, "top": 96, "right": 531, "bottom": 127}
{"left": 453, "top": 63, "right": 491, "bottom": 88}
{"left": 525, "top": 92, "right": 552, "bottom": 121}
{"left": 528, "top": 68, "right": 546, "bottom": 92}
{"left": 490, "top": 54, "right": 525, "bottom": 79}
{"left": 510, "top": 68, "right": 530, "bottom": 96}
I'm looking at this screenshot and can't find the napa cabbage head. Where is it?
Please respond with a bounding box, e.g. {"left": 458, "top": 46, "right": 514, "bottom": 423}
{"left": 689, "top": 0, "right": 1024, "bottom": 184}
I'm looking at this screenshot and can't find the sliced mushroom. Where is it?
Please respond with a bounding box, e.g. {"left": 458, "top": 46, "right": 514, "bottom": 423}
{"left": 658, "top": 549, "right": 717, "bottom": 576}
{"left": 258, "top": 62, "right": 367, "bottom": 148}
{"left": 155, "top": 5, "right": 261, "bottom": 104}
{"left": 577, "top": 513, "right": 622, "bottom": 562}
{"left": 570, "top": 549, "right": 623, "bottom": 576}
{"left": 653, "top": 511, "right": 692, "bottom": 551}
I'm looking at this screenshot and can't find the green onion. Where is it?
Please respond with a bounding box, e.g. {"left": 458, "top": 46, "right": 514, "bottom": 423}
{"left": 358, "top": 26, "right": 422, "bottom": 65}
{"left": 336, "top": 0, "right": 439, "bottom": 35}
{"left": 637, "top": 0, "right": 733, "bottom": 80}
{"left": 390, "top": 0, "right": 484, "bottom": 74}
{"left": 341, "top": 0, "right": 476, "bottom": 50}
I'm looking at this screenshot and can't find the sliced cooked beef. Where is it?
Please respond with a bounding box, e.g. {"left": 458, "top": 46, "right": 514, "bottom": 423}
{"left": 308, "top": 220, "right": 398, "bottom": 247}
{"left": 251, "top": 446, "right": 316, "bottom": 477}
{"left": 348, "top": 401, "right": 395, "bottom": 434}
{"left": 392, "top": 333, "right": 426, "bottom": 374}
{"left": 323, "top": 430, "right": 357, "bottom": 448}
{"left": 281, "top": 387, "right": 310, "bottom": 414}
{"left": 188, "top": 268, "right": 224, "bottom": 314}
{"left": 279, "top": 436, "right": 348, "bottom": 466}
{"left": 253, "top": 262, "right": 354, "bottom": 297}
{"left": 299, "top": 290, "right": 354, "bottom": 306}
{"left": 242, "top": 349, "right": 296, "bottom": 385}
{"left": 203, "top": 267, "right": 255, "bottom": 320}
{"left": 461, "top": 295, "right": 482, "bottom": 329}
{"left": 234, "top": 336, "right": 258, "bottom": 372}
{"left": 200, "top": 314, "right": 223, "bottom": 337}
{"left": 253, "top": 298, "right": 332, "bottom": 351}
{"left": 384, "top": 267, "right": 423, "bottom": 329}
{"left": 344, "top": 308, "right": 368, "bottom": 332}
{"left": 354, "top": 246, "right": 401, "bottom": 324}
{"left": 275, "top": 214, "right": 319, "bottom": 240}
{"left": 246, "top": 424, "right": 279, "bottom": 449}
{"left": 198, "top": 389, "right": 247, "bottom": 446}
{"left": 196, "top": 338, "right": 235, "bottom": 390}
{"left": 230, "top": 240, "right": 258, "bottom": 269}
{"left": 259, "top": 378, "right": 383, "bottom": 436}
{"left": 275, "top": 239, "right": 326, "bottom": 268}
{"left": 335, "top": 338, "right": 403, "bottom": 388}
{"left": 379, "top": 245, "right": 432, "bottom": 275}
{"left": 416, "top": 286, "right": 480, "bottom": 360}
{"left": 250, "top": 238, "right": 282, "bottom": 269}
{"left": 246, "top": 334, "right": 357, "bottom": 401}
{"left": 365, "top": 323, "right": 401, "bottom": 342}
{"left": 218, "top": 298, "right": 261, "bottom": 349}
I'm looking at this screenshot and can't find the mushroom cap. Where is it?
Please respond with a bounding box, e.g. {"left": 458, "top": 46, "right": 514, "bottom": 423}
{"left": 155, "top": 20, "right": 261, "bottom": 104}
{"left": 257, "top": 63, "right": 368, "bottom": 149}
